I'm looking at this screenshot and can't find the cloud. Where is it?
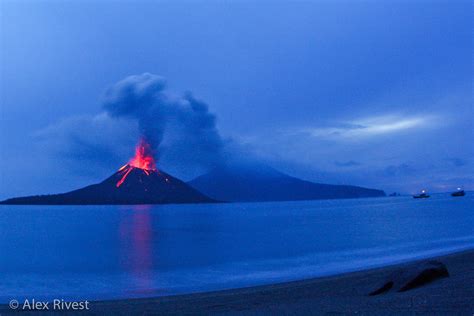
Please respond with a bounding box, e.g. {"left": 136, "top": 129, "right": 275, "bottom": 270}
{"left": 304, "top": 114, "right": 434, "bottom": 140}
{"left": 445, "top": 157, "right": 467, "bottom": 167}
{"left": 334, "top": 160, "right": 361, "bottom": 167}
{"left": 34, "top": 113, "right": 138, "bottom": 175}
{"left": 378, "top": 163, "right": 416, "bottom": 177}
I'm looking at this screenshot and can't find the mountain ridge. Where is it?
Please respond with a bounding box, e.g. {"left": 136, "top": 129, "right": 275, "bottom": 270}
{"left": 188, "top": 164, "right": 386, "bottom": 202}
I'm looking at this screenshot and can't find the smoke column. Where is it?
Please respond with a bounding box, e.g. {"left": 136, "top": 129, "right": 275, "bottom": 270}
{"left": 102, "top": 73, "right": 224, "bottom": 167}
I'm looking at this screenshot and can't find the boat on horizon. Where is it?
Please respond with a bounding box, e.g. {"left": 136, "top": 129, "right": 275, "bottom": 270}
{"left": 451, "top": 188, "right": 466, "bottom": 197}
{"left": 413, "top": 190, "right": 430, "bottom": 199}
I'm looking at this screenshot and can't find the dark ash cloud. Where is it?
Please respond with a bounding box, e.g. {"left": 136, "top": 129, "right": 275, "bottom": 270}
{"left": 35, "top": 73, "right": 227, "bottom": 178}
{"left": 103, "top": 73, "right": 225, "bottom": 165}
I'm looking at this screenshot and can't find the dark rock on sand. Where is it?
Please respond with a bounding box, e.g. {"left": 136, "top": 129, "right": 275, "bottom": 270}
{"left": 398, "top": 261, "right": 450, "bottom": 292}
{"left": 369, "top": 260, "right": 449, "bottom": 295}
{"left": 368, "top": 281, "right": 394, "bottom": 295}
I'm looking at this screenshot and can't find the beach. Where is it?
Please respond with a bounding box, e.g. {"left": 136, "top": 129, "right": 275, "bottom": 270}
{"left": 2, "top": 249, "right": 472, "bottom": 315}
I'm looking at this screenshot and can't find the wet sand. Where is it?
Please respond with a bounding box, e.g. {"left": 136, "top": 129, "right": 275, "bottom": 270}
{"left": 2, "top": 250, "right": 473, "bottom": 315}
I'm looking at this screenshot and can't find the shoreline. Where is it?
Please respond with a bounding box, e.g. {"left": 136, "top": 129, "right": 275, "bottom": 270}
{"left": 2, "top": 249, "right": 472, "bottom": 315}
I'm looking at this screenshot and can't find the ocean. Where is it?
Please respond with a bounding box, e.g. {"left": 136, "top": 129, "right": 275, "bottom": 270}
{"left": 0, "top": 194, "right": 472, "bottom": 302}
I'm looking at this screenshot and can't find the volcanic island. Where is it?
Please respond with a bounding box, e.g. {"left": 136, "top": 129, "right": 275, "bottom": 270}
{"left": 0, "top": 139, "right": 216, "bottom": 205}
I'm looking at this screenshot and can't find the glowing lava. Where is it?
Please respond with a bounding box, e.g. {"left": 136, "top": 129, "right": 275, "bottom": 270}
{"left": 116, "top": 167, "right": 133, "bottom": 187}
{"left": 116, "top": 139, "right": 157, "bottom": 188}
{"left": 129, "top": 139, "right": 157, "bottom": 170}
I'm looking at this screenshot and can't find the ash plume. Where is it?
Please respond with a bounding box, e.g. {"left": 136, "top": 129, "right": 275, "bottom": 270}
{"left": 102, "top": 73, "right": 225, "bottom": 168}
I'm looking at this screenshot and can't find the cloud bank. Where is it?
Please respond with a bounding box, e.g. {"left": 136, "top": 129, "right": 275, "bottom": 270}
{"left": 303, "top": 114, "right": 435, "bottom": 140}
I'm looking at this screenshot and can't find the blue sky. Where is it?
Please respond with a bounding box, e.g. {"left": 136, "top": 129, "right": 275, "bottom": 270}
{"left": 0, "top": 0, "right": 472, "bottom": 198}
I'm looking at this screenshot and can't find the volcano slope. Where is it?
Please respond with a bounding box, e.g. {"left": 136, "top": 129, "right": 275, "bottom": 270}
{"left": 0, "top": 165, "right": 216, "bottom": 205}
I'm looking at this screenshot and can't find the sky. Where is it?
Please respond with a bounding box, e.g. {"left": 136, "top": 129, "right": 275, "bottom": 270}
{"left": 0, "top": 0, "right": 472, "bottom": 199}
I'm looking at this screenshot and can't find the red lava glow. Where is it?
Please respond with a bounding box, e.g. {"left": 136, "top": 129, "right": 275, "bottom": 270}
{"left": 116, "top": 138, "right": 157, "bottom": 188}
{"left": 129, "top": 139, "right": 157, "bottom": 170}
{"left": 116, "top": 167, "right": 133, "bottom": 187}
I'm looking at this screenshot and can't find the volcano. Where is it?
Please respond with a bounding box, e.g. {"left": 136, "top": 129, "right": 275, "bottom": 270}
{"left": 0, "top": 165, "right": 216, "bottom": 205}
{"left": 0, "top": 139, "right": 216, "bottom": 205}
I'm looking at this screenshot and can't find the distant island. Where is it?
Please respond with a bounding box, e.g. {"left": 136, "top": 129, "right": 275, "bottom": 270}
{"left": 189, "top": 163, "right": 386, "bottom": 202}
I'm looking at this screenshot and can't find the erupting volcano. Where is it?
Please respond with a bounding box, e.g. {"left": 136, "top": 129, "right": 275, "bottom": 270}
{"left": 0, "top": 139, "right": 216, "bottom": 205}
{"left": 116, "top": 139, "right": 158, "bottom": 188}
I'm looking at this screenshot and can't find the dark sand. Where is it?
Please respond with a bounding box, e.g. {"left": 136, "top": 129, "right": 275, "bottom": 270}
{"left": 2, "top": 250, "right": 473, "bottom": 315}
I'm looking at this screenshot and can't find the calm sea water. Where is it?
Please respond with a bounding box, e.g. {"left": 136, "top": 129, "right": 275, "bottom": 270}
{"left": 0, "top": 194, "right": 472, "bottom": 302}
